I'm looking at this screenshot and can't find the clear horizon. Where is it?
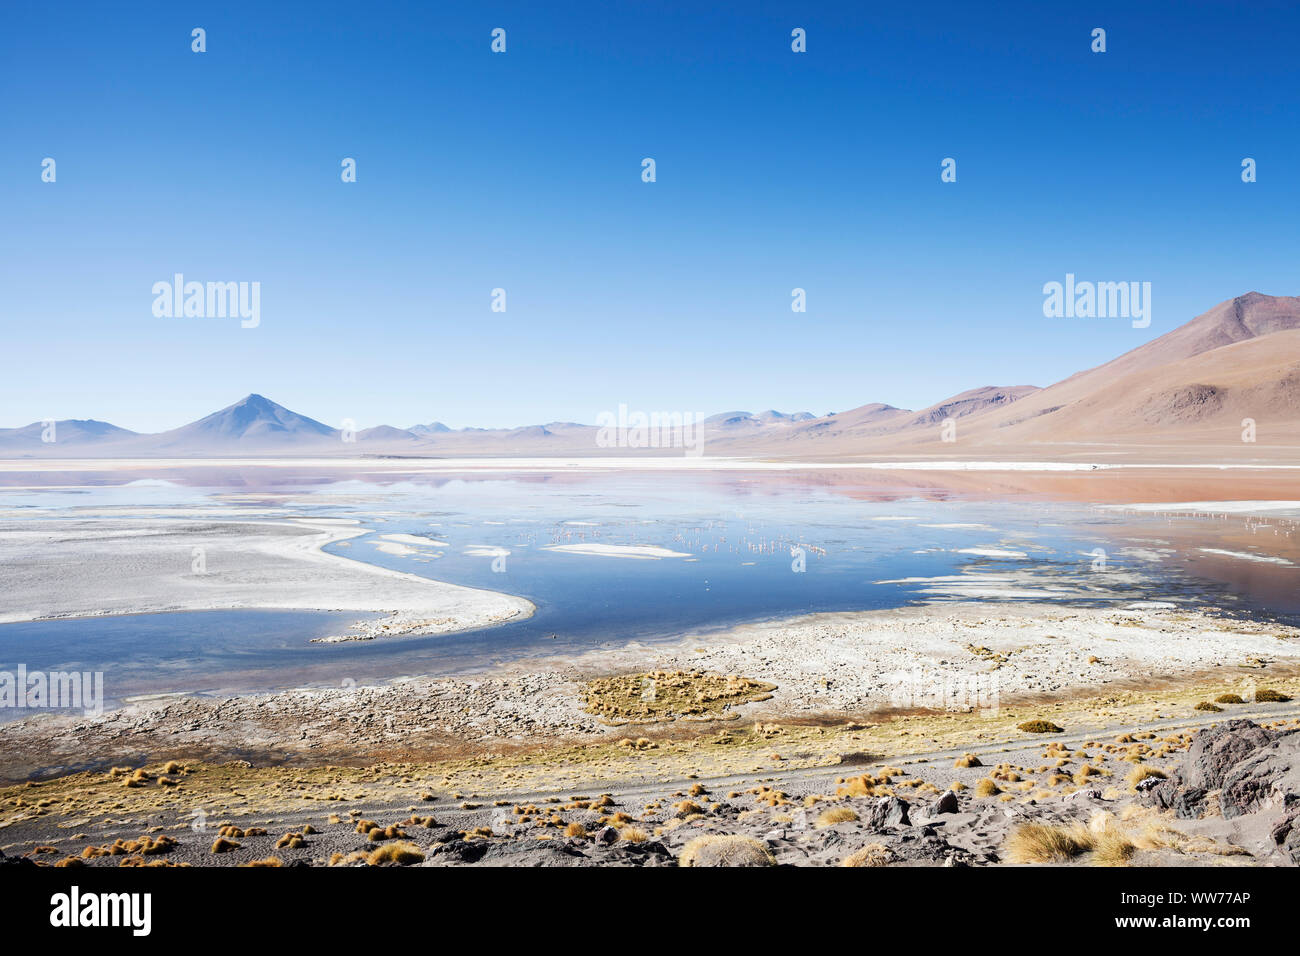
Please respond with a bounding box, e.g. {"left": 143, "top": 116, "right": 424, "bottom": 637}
{"left": 5, "top": 1, "right": 1299, "bottom": 431}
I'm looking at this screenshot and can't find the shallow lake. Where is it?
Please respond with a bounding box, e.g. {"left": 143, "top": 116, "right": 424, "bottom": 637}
{"left": 1, "top": 469, "right": 1295, "bottom": 715}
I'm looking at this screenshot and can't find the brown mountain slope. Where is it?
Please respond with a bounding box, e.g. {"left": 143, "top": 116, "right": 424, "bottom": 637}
{"left": 896, "top": 385, "right": 1042, "bottom": 429}
{"left": 831, "top": 294, "right": 1300, "bottom": 458}
{"left": 983, "top": 329, "right": 1300, "bottom": 444}
{"left": 1092, "top": 291, "right": 1300, "bottom": 378}
{"left": 703, "top": 388, "right": 1040, "bottom": 454}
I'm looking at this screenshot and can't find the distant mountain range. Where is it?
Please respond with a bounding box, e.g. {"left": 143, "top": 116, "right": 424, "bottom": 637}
{"left": 4, "top": 292, "right": 1299, "bottom": 460}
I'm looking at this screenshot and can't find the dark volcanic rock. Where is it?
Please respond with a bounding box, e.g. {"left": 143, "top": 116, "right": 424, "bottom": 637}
{"left": 864, "top": 795, "right": 911, "bottom": 828}
{"left": 1145, "top": 719, "right": 1278, "bottom": 819}
{"left": 930, "top": 790, "right": 960, "bottom": 815}
{"left": 1171, "top": 787, "right": 1210, "bottom": 820}
{"left": 1134, "top": 776, "right": 1164, "bottom": 795}
{"left": 605, "top": 839, "right": 675, "bottom": 866}
{"left": 1219, "top": 728, "right": 1300, "bottom": 819}
{"left": 0, "top": 848, "right": 35, "bottom": 868}
{"left": 891, "top": 831, "right": 974, "bottom": 866}
{"left": 477, "top": 839, "right": 589, "bottom": 867}
{"left": 1270, "top": 807, "right": 1300, "bottom": 865}
{"left": 428, "top": 839, "right": 490, "bottom": 864}
{"left": 1183, "top": 720, "right": 1276, "bottom": 791}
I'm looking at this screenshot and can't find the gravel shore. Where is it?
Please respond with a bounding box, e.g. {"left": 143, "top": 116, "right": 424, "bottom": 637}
{"left": 3, "top": 600, "right": 1296, "bottom": 782}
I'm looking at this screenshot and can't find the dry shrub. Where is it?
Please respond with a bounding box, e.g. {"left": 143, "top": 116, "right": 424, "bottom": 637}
{"left": 1005, "top": 823, "right": 1093, "bottom": 863}
{"left": 1127, "top": 766, "right": 1166, "bottom": 791}
{"left": 367, "top": 841, "right": 425, "bottom": 865}
{"left": 1018, "top": 720, "right": 1065, "bottom": 734}
{"left": 836, "top": 775, "right": 878, "bottom": 798}
{"left": 1090, "top": 818, "right": 1137, "bottom": 867}
{"left": 1072, "top": 764, "right": 1104, "bottom": 786}
{"left": 841, "top": 843, "right": 896, "bottom": 867}
{"left": 814, "top": 807, "right": 859, "bottom": 828}
{"left": 678, "top": 835, "right": 775, "bottom": 867}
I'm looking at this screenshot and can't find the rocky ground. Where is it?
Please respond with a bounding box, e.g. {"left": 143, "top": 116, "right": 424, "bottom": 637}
{"left": 3, "top": 698, "right": 1298, "bottom": 867}
{"left": 1141, "top": 718, "right": 1300, "bottom": 863}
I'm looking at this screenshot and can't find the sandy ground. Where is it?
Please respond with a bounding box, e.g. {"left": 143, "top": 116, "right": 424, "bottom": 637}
{"left": 0, "top": 517, "right": 533, "bottom": 640}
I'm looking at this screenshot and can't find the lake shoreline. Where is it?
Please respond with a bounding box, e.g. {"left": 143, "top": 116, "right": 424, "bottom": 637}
{"left": 4, "top": 598, "right": 1298, "bottom": 784}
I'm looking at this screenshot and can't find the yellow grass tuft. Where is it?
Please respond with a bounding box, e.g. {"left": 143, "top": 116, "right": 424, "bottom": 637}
{"left": 1005, "top": 822, "right": 1093, "bottom": 863}
{"left": 1255, "top": 689, "right": 1292, "bottom": 702}
{"left": 1132, "top": 822, "right": 1185, "bottom": 851}
{"left": 1018, "top": 720, "right": 1065, "bottom": 734}
{"left": 835, "top": 774, "right": 878, "bottom": 798}
{"left": 1091, "top": 827, "right": 1137, "bottom": 867}
{"left": 1073, "top": 764, "right": 1104, "bottom": 786}
{"left": 814, "top": 807, "right": 859, "bottom": 828}
{"left": 679, "top": 835, "right": 776, "bottom": 867}
{"left": 367, "top": 841, "right": 425, "bottom": 865}
{"left": 1127, "top": 766, "right": 1166, "bottom": 791}
{"left": 841, "top": 843, "right": 895, "bottom": 867}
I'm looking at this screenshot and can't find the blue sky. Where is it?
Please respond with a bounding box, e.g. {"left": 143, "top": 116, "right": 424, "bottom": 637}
{"left": 3, "top": 0, "right": 1298, "bottom": 431}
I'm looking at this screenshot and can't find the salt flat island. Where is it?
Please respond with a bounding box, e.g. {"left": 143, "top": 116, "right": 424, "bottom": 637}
{"left": 0, "top": 517, "right": 534, "bottom": 640}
